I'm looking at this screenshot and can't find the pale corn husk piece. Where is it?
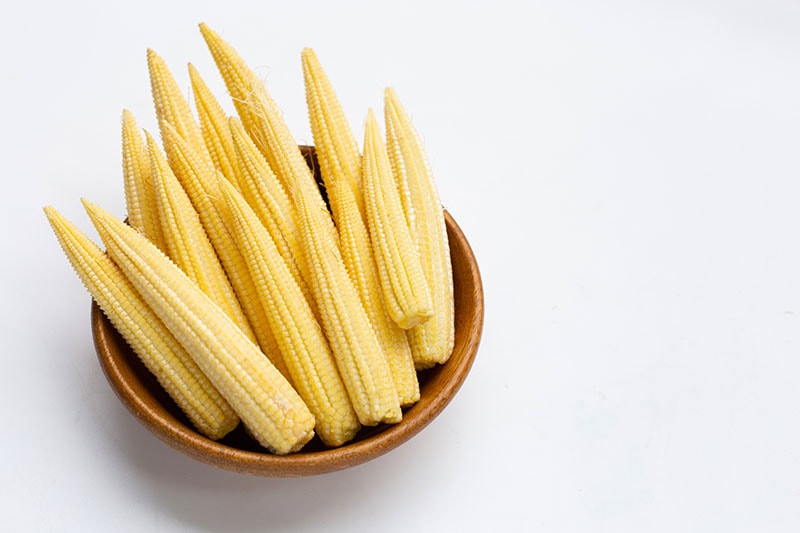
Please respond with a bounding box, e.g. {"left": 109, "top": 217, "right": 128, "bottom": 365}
{"left": 218, "top": 177, "right": 361, "bottom": 446}
{"left": 83, "top": 200, "right": 315, "bottom": 454}
{"left": 159, "top": 122, "right": 290, "bottom": 381}
{"left": 147, "top": 49, "right": 213, "bottom": 168}
{"left": 144, "top": 131, "right": 255, "bottom": 343}
{"left": 362, "top": 110, "right": 433, "bottom": 330}
{"left": 384, "top": 88, "right": 454, "bottom": 368}
{"left": 302, "top": 49, "right": 419, "bottom": 406}
{"left": 188, "top": 63, "right": 239, "bottom": 187}
{"left": 44, "top": 206, "right": 239, "bottom": 440}
{"left": 122, "top": 110, "right": 166, "bottom": 253}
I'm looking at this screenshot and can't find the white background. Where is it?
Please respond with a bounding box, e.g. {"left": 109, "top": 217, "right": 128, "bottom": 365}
{"left": 3, "top": 0, "right": 799, "bottom": 531}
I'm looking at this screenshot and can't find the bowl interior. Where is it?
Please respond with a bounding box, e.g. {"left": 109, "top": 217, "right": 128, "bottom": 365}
{"left": 92, "top": 149, "right": 484, "bottom": 476}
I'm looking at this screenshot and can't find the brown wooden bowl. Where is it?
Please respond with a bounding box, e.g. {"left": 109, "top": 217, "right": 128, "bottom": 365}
{"left": 91, "top": 148, "right": 484, "bottom": 476}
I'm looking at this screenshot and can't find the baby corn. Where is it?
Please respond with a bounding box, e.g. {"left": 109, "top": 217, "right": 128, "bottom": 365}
{"left": 303, "top": 49, "right": 419, "bottom": 406}
{"left": 301, "top": 48, "right": 363, "bottom": 212}
{"left": 293, "top": 164, "right": 401, "bottom": 426}
{"left": 188, "top": 64, "right": 239, "bottom": 186}
{"left": 201, "top": 25, "right": 402, "bottom": 423}
{"left": 196, "top": 24, "right": 263, "bottom": 152}
{"left": 44, "top": 206, "right": 239, "bottom": 440}
{"left": 384, "top": 89, "right": 454, "bottom": 367}
{"left": 121, "top": 110, "right": 166, "bottom": 253}
{"left": 145, "top": 131, "right": 254, "bottom": 342}
{"left": 47, "top": 29, "right": 459, "bottom": 453}
{"left": 159, "top": 123, "right": 290, "bottom": 381}
{"left": 147, "top": 49, "right": 212, "bottom": 168}
{"left": 218, "top": 178, "right": 361, "bottom": 446}
{"left": 198, "top": 23, "right": 324, "bottom": 211}
{"left": 228, "top": 118, "right": 314, "bottom": 310}
{"left": 362, "top": 109, "right": 433, "bottom": 330}
{"left": 83, "top": 200, "right": 315, "bottom": 454}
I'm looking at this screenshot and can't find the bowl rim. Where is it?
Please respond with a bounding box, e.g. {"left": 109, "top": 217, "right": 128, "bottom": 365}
{"left": 92, "top": 208, "right": 483, "bottom": 477}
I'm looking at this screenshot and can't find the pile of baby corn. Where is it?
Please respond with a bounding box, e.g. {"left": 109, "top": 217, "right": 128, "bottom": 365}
{"left": 44, "top": 24, "right": 454, "bottom": 454}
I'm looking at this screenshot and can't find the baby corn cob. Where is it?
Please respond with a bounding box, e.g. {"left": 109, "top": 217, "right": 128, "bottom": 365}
{"left": 147, "top": 49, "right": 213, "bottom": 168}
{"left": 218, "top": 178, "right": 361, "bottom": 446}
{"left": 198, "top": 23, "right": 325, "bottom": 212}
{"left": 188, "top": 64, "right": 239, "bottom": 186}
{"left": 384, "top": 89, "right": 454, "bottom": 367}
{"left": 228, "top": 118, "right": 314, "bottom": 309}
{"left": 228, "top": 117, "right": 294, "bottom": 230}
{"left": 196, "top": 24, "right": 262, "bottom": 147}
{"left": 201, "top": 26, "right": 401, "bottom": 423}
{"left": 301, "top": 48, "right": 363, "bottom": 213}
{"left": 303, "top": 49, "right": 419, "bottom": 406}
{"left": 83, "top": 200, "right": 315, "bottom": 454}
{"left": 122, "top": 110, "right": 166, "bottom": 253}
{"left": 293, "top": 163, "right": 402, "bottom": 426}
{"left": 145, "top": 131, "right": 255, "bottom": 343}
{"left": 159, "top": 122, "right": 290, "bottom": 381}
{"left": 362, "top": 109, "right": 433, "bottom": 330}
{"left": 44, "top": 206, "right": 239, "bottom": 440}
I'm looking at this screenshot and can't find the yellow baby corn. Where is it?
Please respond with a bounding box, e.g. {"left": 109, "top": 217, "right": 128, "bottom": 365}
{"left": 301, "top": 48, "right": 363, "bottom": 213}
{"left": 384, "top": 88, "right": 454, "bottom": 367}
{"left": 159, "top": 122, "right": 290, "bottom": 381}
{"left": 188, "top": 63, "right": 239, "bottom": 186}
{"left": 293, "top": 164, "right": 402, "bottom": 426}
{"left": 303, "top": 50, "right": 419, "bottom": 405}
{"left": 218, "top": 178, "right": 361, "bottom": 446}
{"left": 228, "top": 117, "right": 295, "bottom": 245}
{"left": 362, "top": 109, "right": 433, "bottom": 330}
{"left": 228, "top": 118, "right": 315, "bottom": 309}
{"left": 198, "top": 23, "right": 325, "bottom": 213}
{"left": 121, "top": 110, "right": 166, "bottom": 253}
{"left": 44, "top": 206, "right": 239, "bottom": 440}
{"left": 147, "top": 48, "right": 213, "bottom": 168}
{"left": 200, "top": 26, "right": 400, "bottom": 422}
{"left": 196, "top": 24, "right": 262, "bottom": 148}
{"left": 83, "top": 200, "right": 315, "bottom": 454}
{"left": 144, "top": 131, "right": 255, "bottom": 343}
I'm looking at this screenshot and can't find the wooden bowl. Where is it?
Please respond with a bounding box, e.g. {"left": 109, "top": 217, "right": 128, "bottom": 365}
{"left": 91, "top": 149, "right": 484, "bottom": 476}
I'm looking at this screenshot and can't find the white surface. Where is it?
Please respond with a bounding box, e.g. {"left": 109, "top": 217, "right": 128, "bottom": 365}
{"left": 3, "top": 1, "right": 800, "bottom": 531}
